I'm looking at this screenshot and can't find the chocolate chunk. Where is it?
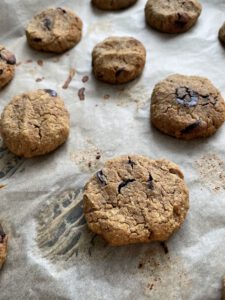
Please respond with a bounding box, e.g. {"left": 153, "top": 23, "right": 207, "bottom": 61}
{"left": 57, "top": 7, "right": 66, "bottom": 13}
{"left": 33, "top": 38, "right": 42, "bottom": 42}
{"left": 181, "top": 120, "right": 201, "bottom": 134}
{"left": 175, "top": 13, "right": 189, "bottom": 28}
{"left": 128, "top": 156, "right": 136, "bottom": 169}
{"left": 43, "top": 17, "right": 52, "bottom": 30}
{"left": 176, "top": 87, "right": 199, "bottom": 107}
{"left": 0, "top": 69, "right": 3, "bottom": 75}
{"left": 147, "top": 173, "right": 154, "bottom": 189}
{"left": 96, "top": 170, "right": 107, "bottom": 185}
{"left": 118, "top": 179, "right": 135, "bottom": 194}
{"left": 44, "top": 89, "right": 57, "bottom": 97}
{"left": 115, "top": 68, "right": 125, "bottom": 77}
{"left": 0, "top": 50, "right": 16, "bottom": 65}
{"left": 0, "top": 224, "right": 6, "bottom": 243}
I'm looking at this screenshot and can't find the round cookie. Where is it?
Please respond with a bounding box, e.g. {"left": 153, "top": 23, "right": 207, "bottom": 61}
{"left": 145, "top": 0, "right": 202, "bottom": 34}
{"left": 218, "top": 22, "right": 225, "bottom": 46}
{"left": 0, "top": 45, "right": 16, "bottom": 89}
{"left": 151, "top": 74, "right": 225, "bottom": 139}
{"left": 92, "top": 0, "right": 137, "bottom": 10}
{"left": 83, "top": 155, "right": 189, "bottom": 246}
{"left": 26, "top": 7, "right": 83, "bottom": 53}
{"left": 0, "top": 89, "right": 70, "bottom": 158}
{"left": 92, "top": 36, "right": 146, "bottom": 84}
{"left": 0, "top": 224, "right": 8, "bottom": 270}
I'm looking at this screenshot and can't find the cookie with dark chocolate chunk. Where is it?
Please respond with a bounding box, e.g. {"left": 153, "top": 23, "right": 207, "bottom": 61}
{"left": 150, "top": 74, "right": 225, "bottom": 139}
{"left": 83, "top": 155, "right": 189, "bottom": 246}
{"left": 0, "top": 45, "right": 16, "bottom": 89}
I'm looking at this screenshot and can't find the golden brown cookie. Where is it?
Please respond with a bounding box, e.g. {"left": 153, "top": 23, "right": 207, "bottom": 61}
{"left": 92, "top": 0, "right": 137, "bottom": 10}
{"left": 1, "top": 89, "right": 70, "bottom": 158}
{"left": 0, "top": 224, "right": 8, "bottom": 270}
{"left": 151, "top": 74, "right": 225, "bottom": 140}
{"left": 0, "top": 45, "right": 16, "bottom": 89}
{"left": 92, "top": 36, "right": 146, "bottom": 84}
{"left": 83, "top": 155, "right": 189, "bottom": 246}
{"left": 219, "top": 22, "right": 225, "bottom": 46}
{"left": 145, "top": 0, "right": 202, "bottom": 34}
{"left": 26, "top": 7, "right": 83, "bottom": 53}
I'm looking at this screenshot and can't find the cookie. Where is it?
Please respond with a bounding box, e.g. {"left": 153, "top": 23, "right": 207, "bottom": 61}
{"left": 0, "top": 89, "right": 70, "bottom": 158}
{"left": 92, "top": 37, "right": 146, "bottom": 84}
{"left": 0, "top": 224, "right": 8, "bottom": 270}
{"left": 150, "top": 74, "right": 225, "bottom": 140}
{"left": 26, "top": 7, "right": 82, "bottom": 53}
{"left": 92, "top": 0, "right": 137, "bottom": 10}
{"left": 145, "top": 0, "right": 202, "bottom": 34}
{"left": 0, "top": 45, "right": 16, "bottom": 89}
{"left": 83, "top": 155, "right": 189, "bottom": 246}
{"left": 219, "top": 22, "right": 225, "bottom": 46}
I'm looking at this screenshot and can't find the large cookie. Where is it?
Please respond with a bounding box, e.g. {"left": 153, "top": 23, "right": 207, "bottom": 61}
{"left": 145, "top": 0, "right": 202, "bottom": 34}
{"left": 26, "top": 7, "right": 82, "bottom": 53}
{"left": 0, "top": 224, "right": 8, "bottom": 270}
{"left": 83, "top": 155, "right": 189, "bottom": 246}
{"left": 92, "top": 36, "right": 146, "bottom": 84}
{"left": 1, "top": 89, "right": 70, "bottom": 158}
{"left": 0, "top": 45, "right": 16, "bottom": 89}
{"left": 151, "top": 74, "right": 225, "bottom": 139}
{"left": 92, "top": 0, "right": 137, "bottom": 10}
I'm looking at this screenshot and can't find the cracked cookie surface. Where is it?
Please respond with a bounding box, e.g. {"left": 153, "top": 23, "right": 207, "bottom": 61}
{"left": 83, "top": 155, "right": 189, "bottom": 246}
{"left": 219, "top": 22, "right": 225, "bottom": 46}
{"left": 92, "top": 0, "right": 137, "bottom": 10}
{"left": 26, "top": 7, "right": 82, "bottom": 53}
{"left": 0, "top": 224, "right": 7, "bottom": 270}
{"left": 92, "top": 36, "right": 146, "bottom": 84}
{"left": 0, "top": 45, "right": 16, "bottom": 89}
{"left": 145, "top": 0, "right": 202, "bottom": 34}
{"left": 151, "top": 74, "right": 225, "bottom": 139}
{"left": 0, "top": 89, "right": 70, "bottom": 158}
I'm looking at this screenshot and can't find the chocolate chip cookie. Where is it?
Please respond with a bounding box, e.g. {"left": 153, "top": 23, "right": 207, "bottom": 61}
{"left": 26, "top": 7, "right": 83, "bottom": 53}
{"left": 151, "top": 74, "right": 225, "bottom": 139}
{"left": 92, "top": 37, "right": 146, "bottom": 84}
{"left": 145, "top": 0, "right": 202, "bottom": 34}
{"left": 83, "top": 155, "right": 189, "bottom": 246}
{"left": 219, "top": 22, "right": 225, "bottom": 46}
{"left": 0, "top": 45, "right": 16, "bottom": 89}
{"left": 0, "top": 224, "right": 7, "bottom": 270}
{"left": 92, "top": 0, "right": 137, "bottom": 10}
{"left": 0, "top": 89, "right": 70, "bottom": 158}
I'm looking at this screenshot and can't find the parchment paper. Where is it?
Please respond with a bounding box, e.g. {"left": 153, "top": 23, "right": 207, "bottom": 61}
{"left": 0, "top": 0, "right": 225, "bottom": 299}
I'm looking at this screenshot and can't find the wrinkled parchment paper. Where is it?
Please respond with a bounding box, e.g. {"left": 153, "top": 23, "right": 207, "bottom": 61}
{"left": 0, "top": 0, "right": 225, "bottom": 299}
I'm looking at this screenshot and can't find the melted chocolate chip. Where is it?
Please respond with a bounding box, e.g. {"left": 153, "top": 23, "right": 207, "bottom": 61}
{"left": 115, "top": 68, "right": 125, "bottom": 77}
{"left": 96, "top": 170, "right": 107, "bottom": 185}
{"left": 181, "top": 120, "right": 201, "bottom": 134}
{"left": 0, "top": 224, "right": 6, "bottom": 243}
{"left": 57, "top": 7, "right": 66, "bottom": 13}
{"left": 44, "top": 89, "right": 57, "bottom": 97}
{"left": 118, "top": 179, "right": 135, "bottom": 194}
{"left": 147, "top": 173, "right": 153, "bottom": 189}
{"left": 176, "top": 87, "right": 199, "bottom": 107}
{"left": 43, "top": 17, "right": 52, "bottom": 31}
{"left": 175, "top": 13, "right": 189, "bottom": 28}
{"left": 0, "top": 51, "right": 16, "bottom": 65}
{"left": 128, "top": 156, "right": 136, "bottom": 169}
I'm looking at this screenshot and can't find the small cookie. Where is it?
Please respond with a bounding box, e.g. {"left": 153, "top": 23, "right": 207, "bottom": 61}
{"left": 1, "top": 89, "right": 70, "bottom": 158}
{"left": 145, "top": 0, "right": 202, "bottom": 34}
{"left": 92, "top": 0, "right": 137, "bottom": 10}
{"left": 151, "top": 74, "right": 225, "bottom": 139}
{"left": 0, "top": 224, "right": 8, "bottom": 270}
{"left": 83, "top": 155, "right": 189, "bottom": 246}
{"left": 219, "top": 22, "right": 225, "bottom": 46}
{"left": 0, "top": 45, "right": 16, "bottom": 89}
{"left": 26, "top": 7, "right": 82, "bottom": 53}
{"left": 92, "top": 36, "right": 146, "bottom": 84}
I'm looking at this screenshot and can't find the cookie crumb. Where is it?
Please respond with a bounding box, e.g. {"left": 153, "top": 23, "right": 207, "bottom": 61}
{"left": 138, "top": 263, "right": 143, "bottom": 269}
{"left": 37, "top": 59, "right": 43, "bottom": 66}
{"left": 88, "top": 162, "right": 92, "bottom": 168}
{"left": 96, "top": 154, "right": 101, "bottom": 160}
{"left": 26, "top": 59, "right": 33, "bottom": 64}
{"left": 62, "top": 68, "right": 76, "bottom": 89}
{"left": 82, "top": 75, "right": 89, "bottom": 83}
{"left": 78, "top": 87, "right": 85, "bottom": 101}
{"left": 35, "top": 77, "right": 45, "bottom": 82}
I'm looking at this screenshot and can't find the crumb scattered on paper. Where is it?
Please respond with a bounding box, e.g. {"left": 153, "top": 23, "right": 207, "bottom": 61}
{"left": 78, "top": 87, "right": 85, "bottom": 101}
{"left": 82, "top": 75, "right": 89, "bottom": 83}
{"left": 35, "top": 77, "right": 45, "bottom": 82}
{"left": 37, "top": 59, "right": 43, "bottom": 66}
